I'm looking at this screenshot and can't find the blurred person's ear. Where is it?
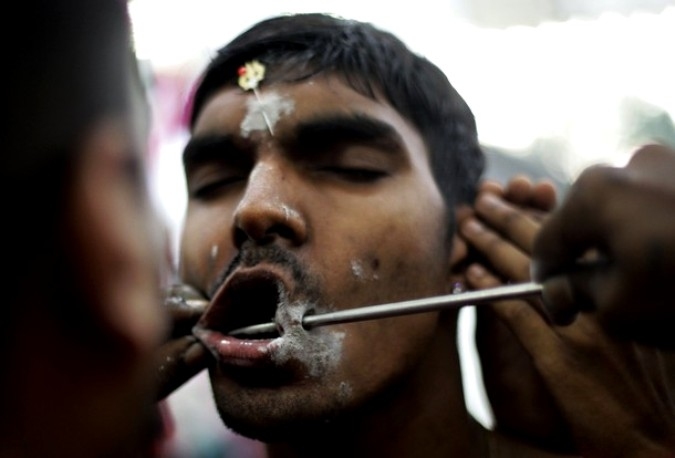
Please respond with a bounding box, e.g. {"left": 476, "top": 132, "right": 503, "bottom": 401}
{"left": 67, "top": 119, "right": 167, "bottom": 356}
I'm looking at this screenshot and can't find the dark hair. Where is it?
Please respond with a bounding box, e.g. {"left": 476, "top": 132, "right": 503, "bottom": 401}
{"left": 190, "top": 13, "right": 484, "bottom": 209}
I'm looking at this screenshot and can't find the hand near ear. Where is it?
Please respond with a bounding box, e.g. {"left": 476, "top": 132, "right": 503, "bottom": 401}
{"left": 463, "top": 177, "right": 675, "bottom": 457}
{"left": 533, "top": 144, "right": 675, "bottom": 349}
{"left": 463, "top": 177, "right": 574, "bottom": 453}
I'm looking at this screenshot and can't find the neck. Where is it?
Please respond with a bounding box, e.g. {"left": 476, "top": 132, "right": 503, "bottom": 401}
{"left": 266, "top": 318, "right": 488, "bottom": 458}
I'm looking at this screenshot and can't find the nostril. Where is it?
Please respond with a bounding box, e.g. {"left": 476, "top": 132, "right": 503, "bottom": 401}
{"left": 233, "top": 200, "right": 307, "bottom": 246}
{"left": 233, "top": 226, "right": 249, "bottom": 248}
{"left": 233, "top": 223, "right": 300, "bottom": 248}
{"left": 267, "top": 223, "right": 299, "bottom": 242}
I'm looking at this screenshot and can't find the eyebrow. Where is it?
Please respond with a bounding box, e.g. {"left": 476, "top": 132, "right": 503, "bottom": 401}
{"left": 289, "top": 113, "right": 406, "bottom": 157}
{"left": 182, "top": 134, "right": 244, "bottom": 168}
{"left": 182, "top": 113, "right": 407, "bottom": 166}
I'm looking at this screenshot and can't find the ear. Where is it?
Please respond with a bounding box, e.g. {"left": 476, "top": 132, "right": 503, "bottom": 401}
{"left": 67, "top": 120, "right": 167, "bottom": 355}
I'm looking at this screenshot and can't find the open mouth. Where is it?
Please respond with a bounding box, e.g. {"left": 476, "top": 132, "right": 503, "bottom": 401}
{"left": 203, "top": 272, "right": 284, "bottom": 340}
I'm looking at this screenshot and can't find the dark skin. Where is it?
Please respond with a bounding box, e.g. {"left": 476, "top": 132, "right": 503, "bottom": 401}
{"left": 155, "top": 163, "right": 675, "bottom": 457}
{"left": 533, "top": 144, "right": 675, "bottom": 349}
{"left": 155, "top": 284, "right": 209, "bottom": 401}
{"left": 468, "top": 178, "right": 576, "bottom": 453}
{"left": 462, "top": 177, "right": 675, "bottom": 457}
{"left": 179, "top": 75, "right": 475, "bottom": 457}
{"left": 156, "top": 73, "right": 583, "bottom": 457}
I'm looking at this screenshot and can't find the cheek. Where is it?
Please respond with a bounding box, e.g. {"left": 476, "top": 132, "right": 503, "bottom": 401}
{"left": 341, "top": 211, "right": 448, "bottom": 292}
{"left": 313, "top": 192, "right": 449, "bottom": 369}
{"left": 309, "top": 213, "right": 449, "bottom": 348}
{"left": 179, "top": 206, "right": 236, "bottom": 286}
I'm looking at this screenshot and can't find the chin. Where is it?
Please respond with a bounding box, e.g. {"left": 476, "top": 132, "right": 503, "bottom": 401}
{"left": 210, "top": 373, "right": 356, "bottom": 443}
{"left": 221, "top": 412, "right": 333, "bottom": 443}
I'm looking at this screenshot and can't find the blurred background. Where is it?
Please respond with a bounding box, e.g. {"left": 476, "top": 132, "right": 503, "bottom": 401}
{"left": 128, "top": 1, "right": 675, "bottom": 455}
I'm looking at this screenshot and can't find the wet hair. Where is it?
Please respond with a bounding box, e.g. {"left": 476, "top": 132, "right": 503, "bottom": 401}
{"left": 190, "top": 13, "right": 484, "bottom": 209}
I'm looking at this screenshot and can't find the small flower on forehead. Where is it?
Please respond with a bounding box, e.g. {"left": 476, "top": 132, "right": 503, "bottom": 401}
{"left": 238, "top": 60, "right": 266, "bottom": 91}
{"left": 235, "top": 60, "right": 274, "bottom": 135}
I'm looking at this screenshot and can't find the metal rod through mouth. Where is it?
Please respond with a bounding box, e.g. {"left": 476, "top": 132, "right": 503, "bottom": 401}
{"left": 227, "top": 282, "right": 543, "bottom": 337}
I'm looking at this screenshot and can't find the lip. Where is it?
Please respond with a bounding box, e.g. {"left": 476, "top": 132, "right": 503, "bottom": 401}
{"left": 193, "top": 327, "right": 275, "bottom": 366}
{"left": 194, "top": 265, "right": 294, "bottom": 365}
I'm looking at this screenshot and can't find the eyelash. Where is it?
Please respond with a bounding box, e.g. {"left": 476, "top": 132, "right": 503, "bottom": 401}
{"left": 319, "top": 166, "right": 387, "bottom": 183}
{"left": 191, "top": 176, "right": 245, "bottom": 199}
{"left": 190, "top": 163, "right": 387, "bottom": 198}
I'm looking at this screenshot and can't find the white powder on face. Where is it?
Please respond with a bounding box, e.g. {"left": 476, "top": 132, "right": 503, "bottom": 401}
{"left": 269, "top": 296, "right": 345, "bottom": 378}
{"left": 350, "top": 259, "right": 380, "bottom": 281}
{"left": 281, "top": 204, "right": 299, "bottom": 222}
{"left": 351, "top": 260, "right": 365, "bottom": 280}
{"left": 210, "top": 244, "right": 219, "bottom": 261}
{"left": 338, "top": 381, "right": 353, "bottom": 402}
{"left": 240, "top": 91, "right": 295, "bottom": 138}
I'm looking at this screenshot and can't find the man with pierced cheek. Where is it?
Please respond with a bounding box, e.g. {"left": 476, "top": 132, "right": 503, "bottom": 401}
{"left": 159, "top": 12, "right": 567, "bottom": 458}
{"left": 156, "top": 12, "right": 675, "bottom": 458}
{"left": 169, "top": 14, "right": 494, "bottom": 458}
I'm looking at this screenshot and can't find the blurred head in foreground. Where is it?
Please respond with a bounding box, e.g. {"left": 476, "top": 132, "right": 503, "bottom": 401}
{"left": 2, "top": 1, "right": 167, "bottom": 456}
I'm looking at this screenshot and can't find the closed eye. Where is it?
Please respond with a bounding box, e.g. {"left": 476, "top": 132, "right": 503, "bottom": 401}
{"left": 189, "top": 173, "right": 247, "bottom": 199}
{"left": 317, "top": 166, "right": 388, "bottom": 183}
{"left": 183, "top": 134, "right": 253, "bottom": 199}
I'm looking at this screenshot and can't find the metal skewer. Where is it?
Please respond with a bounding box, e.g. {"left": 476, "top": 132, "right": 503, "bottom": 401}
{"left": 253, "top": 88, "right": 274, "bottom": 136}
{"left": 228, "top": 282, "right": 543, "bottom": 337}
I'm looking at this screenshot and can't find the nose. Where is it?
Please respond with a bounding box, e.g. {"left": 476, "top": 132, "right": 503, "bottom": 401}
{"left": 233, "top": 160, "right": 308, "bottom": 247}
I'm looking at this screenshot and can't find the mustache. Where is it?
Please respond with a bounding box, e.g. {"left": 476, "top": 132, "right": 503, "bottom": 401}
{"left": 208, "top": 242, "right": 317, "bottom": 299}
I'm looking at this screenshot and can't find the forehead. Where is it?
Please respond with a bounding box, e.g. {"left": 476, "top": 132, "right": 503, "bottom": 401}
{"left": 192, "top": 74, "right": 428, "bottom": 159}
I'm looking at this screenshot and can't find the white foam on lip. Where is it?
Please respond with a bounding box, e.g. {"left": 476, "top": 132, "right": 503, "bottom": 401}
{"left": 269, "top": 290, "right": 345, "bottom": 378}
{"left": 240, "top": 90, "right": 294, "bottom": 138}
{"left": 338, "top": 381, "right": 353, "bottom": 402}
